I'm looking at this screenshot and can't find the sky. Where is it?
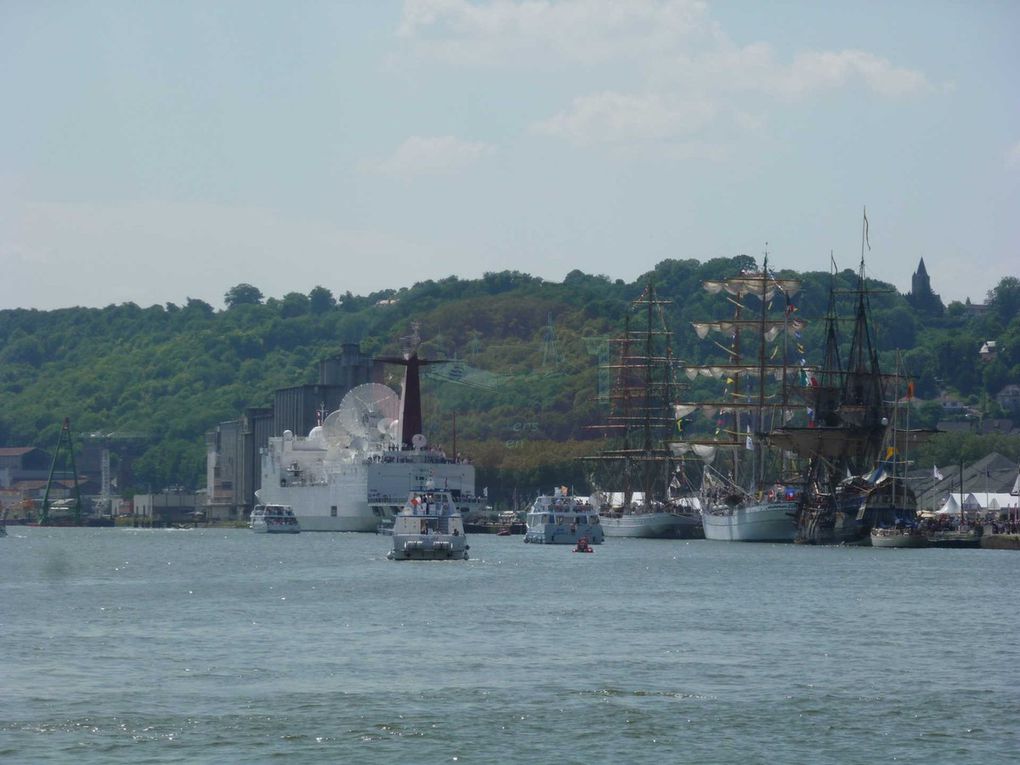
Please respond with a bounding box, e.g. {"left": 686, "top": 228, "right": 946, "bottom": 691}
{"left": 2, "top": 0, "right": 1018, "bottom": 310}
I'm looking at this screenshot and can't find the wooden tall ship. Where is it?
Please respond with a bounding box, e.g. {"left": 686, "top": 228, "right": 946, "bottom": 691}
{"left": 769, "top": 232, "right": 936, "bottom": 544}
{"left": 583, "top": 283, "right": 703, "bottom": 539}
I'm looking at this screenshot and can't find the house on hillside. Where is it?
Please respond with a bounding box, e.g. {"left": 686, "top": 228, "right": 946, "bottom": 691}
{"left": 996, "top": 384, "right": 1020, "bottom": 415}
{"left": 938, "top": 393, "right": 969, "bottom": 416}
{"left": 979, "top": 340, "right": 998, "bottom": 362}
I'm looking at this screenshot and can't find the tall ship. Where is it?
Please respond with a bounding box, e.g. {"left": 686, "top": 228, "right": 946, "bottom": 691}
{"left": 671, "top": 256, "right": 806, "bottom": 542}
{"left": 584, "top": 283, "right": 703, "bottom": 539}
{"left": 255, "top": 330, "right": 484, "bottom": 531}
{"left": 769, "top": 226, "right": 936, "bottom": 544}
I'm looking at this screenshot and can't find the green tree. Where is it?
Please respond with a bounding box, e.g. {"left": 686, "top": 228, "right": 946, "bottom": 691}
{"left": 224, "top": 284, "right": 264, "bottom": 308}
{"left": 184, "top": 297, "right": 214, "bottom": 317}
{"left": 987, "top": 276, "right": 1020, "bottom": 324}
{"left": 280, "top": 292, "right": 310, "bottom": 318}
{"left": 309, "top": 286, "right": 336, "bottom": 314}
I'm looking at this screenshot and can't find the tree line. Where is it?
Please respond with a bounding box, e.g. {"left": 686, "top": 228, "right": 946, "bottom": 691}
{"left": 1, "top": 260, "right": 1017, "bottom": 495}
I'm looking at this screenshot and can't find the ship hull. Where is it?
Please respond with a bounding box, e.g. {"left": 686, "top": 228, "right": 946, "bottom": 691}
{"left": 600, "top": 512, "right": 701, "bottom": 539}
{"left": 258, "top": 443, "right": 479, "bottom": 532}
{"left": 870, "top": 528, "right": 927, "bottom": 548}
{"left": 702, "top": 501, "right": 797, "bottom": 542}
{"left": 927, "top": 529, "right": 982, "bottom": 548}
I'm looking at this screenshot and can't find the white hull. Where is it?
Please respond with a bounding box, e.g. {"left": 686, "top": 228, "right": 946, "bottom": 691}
{"left": 524, "top": 526, "right": 604, "bottom": 544}
{"left": 249, "top": 505, "right": 300, "bottom": 533}
{"left": 525, "top": 493, "right": 604, "bottom": 544}
{"left": 258, "top": 434, "right": 479, "bottom": 533}
{"left": 387, "top": 491, "right": 469, "bottom": 560}
{"left": 702, "top": 501, "right": 796, "bottom": 542}
{"left": 870, "top": 528, "right": 927, "bottom": 548}
{"left": 600, "top": 511, "right": 699, "bottom": 539}
{"left": 388, "top": 534, "right": 468, "bottom": 560}
{"left": 251, "top": 523, "right": 300, "bottom": 534}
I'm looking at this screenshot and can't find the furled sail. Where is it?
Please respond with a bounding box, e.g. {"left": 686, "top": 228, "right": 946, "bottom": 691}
{"left": 691, "top": 319, "right": 805, "bottom": 342}
{"left": 702, "top": 277, "right": 801, "bottom": 301}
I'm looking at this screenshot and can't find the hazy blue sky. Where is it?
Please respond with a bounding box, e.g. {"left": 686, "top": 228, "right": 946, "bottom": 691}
{"left": 2, "top": 1, "right": 1017, "bottom": 310}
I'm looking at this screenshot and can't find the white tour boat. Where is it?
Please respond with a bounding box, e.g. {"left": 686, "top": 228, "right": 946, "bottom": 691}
{"left": 388, "top": 490, "right": 469, "bottom": 560}
{"left": 250, "top": 504, "right": 301, "bottom": 534}
{"left": 524, "top": 490, "right": 604, "bottom": 545}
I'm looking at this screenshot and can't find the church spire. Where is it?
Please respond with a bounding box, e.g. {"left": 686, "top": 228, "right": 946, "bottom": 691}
{"left": 908, "top": 257, "right": 943, "bottom": 315}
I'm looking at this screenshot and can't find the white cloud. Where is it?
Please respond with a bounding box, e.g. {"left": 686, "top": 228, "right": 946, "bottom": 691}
{"left": 651, "top": 42, "right": 931, "bottom": 101}
{"left": 532, "top": 90, "right": 716, "bottom": 146}
{"left": 1007, "top": 140, "right": 1020, "bottom": 167}
{"left": 398, "top": 1, "right": 932, "bottom": 148}
{"left": 398, "top": 0, "right": 712, "bottom": 67}
{"left": 776, "top": 49, "right": 932, "bottom": 98}
{"left": 371, "top": 135, "right": 495, "bottom": 178}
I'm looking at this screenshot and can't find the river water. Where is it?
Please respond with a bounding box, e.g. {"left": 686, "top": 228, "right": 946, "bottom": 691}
{"left": 2, "top": 527, "right": 1018, "bottom": 764}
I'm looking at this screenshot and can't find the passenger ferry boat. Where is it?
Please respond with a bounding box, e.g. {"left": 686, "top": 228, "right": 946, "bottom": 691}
{"left": 524, "top": 490, "right": 604, "bottom": 545}
{"left": 250, "top": 504, "right": 301, "bottom": 534}
{"left": 387, "top": 490, "right": 469, "bottom": 560}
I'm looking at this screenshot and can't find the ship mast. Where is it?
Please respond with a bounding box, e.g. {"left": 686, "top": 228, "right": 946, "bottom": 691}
{"left": 375, "top": 322, "right": 446, "bottom": 450}
{"left": 673, "top": 261, "right": 804, "bottom": 496}
{"left": 585, "top": 281, "right": 678, "bottom": 508}
{"left": 755, "top": 253, "right": 770, "bottom": 488}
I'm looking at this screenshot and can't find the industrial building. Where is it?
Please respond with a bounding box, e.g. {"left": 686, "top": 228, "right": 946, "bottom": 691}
{"left": 204, "top": 343, "right": 379, "bottom": 520}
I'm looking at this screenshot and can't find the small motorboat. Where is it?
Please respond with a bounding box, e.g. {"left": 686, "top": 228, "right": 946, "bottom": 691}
{"left": 573, "top": 536, "right": 594, "bottom": 553}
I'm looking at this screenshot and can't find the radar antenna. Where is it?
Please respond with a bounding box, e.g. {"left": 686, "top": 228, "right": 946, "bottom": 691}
{"left": 321, "top": 410, "right": 351, "bottom": 448}
{"left": 336, "top": 383, "right": 400, "bottom": 449}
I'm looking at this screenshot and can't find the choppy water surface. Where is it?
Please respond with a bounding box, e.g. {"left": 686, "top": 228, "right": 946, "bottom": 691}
{"left": 2, "top": 527, "right": 1018, "bottom": 763}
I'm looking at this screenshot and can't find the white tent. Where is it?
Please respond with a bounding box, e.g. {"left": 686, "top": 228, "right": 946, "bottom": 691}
{"left": 959, "top": 492, "right": 983, "bottom": 511}
{"left": 987, "top": 493, "right": 1020, "bottom": 512}
{"left": 936, "top": 495, "right": 961, "bottom": 515}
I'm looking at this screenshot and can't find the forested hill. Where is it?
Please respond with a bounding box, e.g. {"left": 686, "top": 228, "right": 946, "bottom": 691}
{"left": 2, "top": 258, "right": 1018, "bottom": 493}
